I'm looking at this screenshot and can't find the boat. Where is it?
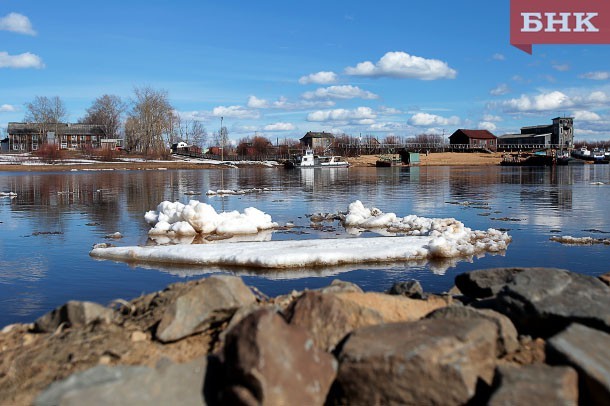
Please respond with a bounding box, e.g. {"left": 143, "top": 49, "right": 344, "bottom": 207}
{"left": 284, "top": 149, "right": 350, "bottom": 169}
{"left": 375, "top": 154, "right": 403, "bottom": 167}
{"left": 500, "top": 153, "right": 553, "bottom": 166}
{"left": 571, "top": 147, "right": 607, "bottom": 163}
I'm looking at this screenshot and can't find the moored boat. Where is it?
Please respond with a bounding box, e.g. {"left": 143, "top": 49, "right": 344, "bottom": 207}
{"left": 284, "top": 149, "right": 349, "bottom": 169}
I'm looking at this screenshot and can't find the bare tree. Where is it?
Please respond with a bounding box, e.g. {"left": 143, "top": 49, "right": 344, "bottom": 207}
{"left": 81, "top": 94, "right": 125, "bottom": 138}
{"left": 126, "top": 87, "right": 174, "bottom": 155}
{"left": 24, "top": 96, "right": 68, "bottom": 143}
{"left": 252, "top": 135, "right": 272, "bottom": 155}
{"left": 173, "top": 115, "right": 207, "bottom": 148}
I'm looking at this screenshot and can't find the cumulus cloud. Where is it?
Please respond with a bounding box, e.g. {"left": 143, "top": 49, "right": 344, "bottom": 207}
{"left": 247, "top": 95, "right": 269, "bottom": 109}
{"left": 378, "top": 106, "right": 403, "bottom": 115}
{"left": 500, "top": 91, "right": 573, "bottom": 112}
{"left": 490, "top": 83, "right": 510, "bottom": 96}
{"left": 271, "top": 96, "right": 335, "bottom": 110}
{"left": 345, "top": 51, "right": 457, "bottom": 80}
{"left": 0, "top": 12, "right": 36, "bottom": 35}
{"left": 0, "top": 104, "right": 17, "bottom": 112}
{"left": 572, "top": 110, "right": 601, "bottom": 121}
{"left": 263, "top": 122, "right": 295, "bottom": 131}
{"left": 408, "top": 112, "right": 460, "bottom": 126}
{"left": 482, "top": 114, "right": 502, "bottom": 122}
{"left": 298, "top": 71, "right": 338, "bottom": 85}
{"left": 302, "top": 85, "right": 378, "bottom": 100}
{"left": 0, "top": 51, "right": 44, "bottom": 69}
{"left": 579, "top": 71, "right": 610, "bottom": 80}
{"left": 307, "top": 107, "right": 376, "bottom": 122}
{"left": 212, "top": 105, "right": 260, "bottom": 119}
{"left": 478, "top": 121, "right": 497, "bottom": 132}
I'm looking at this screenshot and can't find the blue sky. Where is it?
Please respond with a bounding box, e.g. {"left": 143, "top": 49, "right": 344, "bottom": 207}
{"left": 1, "top": 0, "right": 610, "bottom": 142}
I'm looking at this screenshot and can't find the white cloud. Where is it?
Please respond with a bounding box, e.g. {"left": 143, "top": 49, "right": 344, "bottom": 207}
{"left": 0, "top": 12, "right": 36, "bottom": 35}
{"left": 572, "top": 110, "right": 601, "bottom": 121}
{"left": 552, "top": 64, "right": 570, "bottom": 72}
{"left": 378, "top": 106, "right": 402, "bottom": 115}
{"left": 212, "top": 105, "right": 260, "bottom": 119}
{"left": 586, "top": 91, "right": 609, "bottom": 104}
{"left": 579, "top": 71, "right": 610, "bottom": 80}
{"left": 247, "top": 95, "right": 269, "bottom": 109}
{"left": 0, "top": 104, "right": 17, "bottom": 112}
{"left": 408, "top": 112, "right": 460, "bottom": 126}
{"left": 0, "top": 52, "right": 44, "bottom": 69}
{"left": 492, "top": 53, "right": 505, "bottom": 61}
{"left": 369, "top": 122, "right": 405, "bottom": 131}
{"left": 482, "top": 114, "right": 502, "bottom": 122}
{"left": 478, "top": 121, "right": 497, "bottom": 132}
{"left": 302, "top": 85, "right": 378, "bottom": 100}
{"left": 490, "top": 84, "right": 510, "bottom": 96}
{"left": 307, "top": 107, "right": 376, "bottom": 122}
{"left": 500, "top": 91, "right": 573, "bottom": 112}
{"left": 298, "top": 71, "right": 338, "bottom": 85}
{"left": 270, "top": 96, "right": 335, "bottom": 110}
{"left": 263, "top": 122, "right": 295, "bottom": 131}
{"left": 345, "top": 51, "right": 457, "bottom": 80}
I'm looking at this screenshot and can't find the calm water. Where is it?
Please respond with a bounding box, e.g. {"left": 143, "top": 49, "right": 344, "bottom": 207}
{"left": 1, "top": 165, "right": 610, "bottom": 327}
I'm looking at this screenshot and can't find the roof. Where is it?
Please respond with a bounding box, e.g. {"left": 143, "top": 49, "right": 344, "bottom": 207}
{"left": 499, "top": 133, "right": 551, "bottom": 139}
{"left": 300, "top": 131, "right": 335, "bottom": 140}
{"left": 8, "top": 122, "right": 106, "bottom": 136}
{"left": 451, "top": 129, "right": 497, "bottom": 140}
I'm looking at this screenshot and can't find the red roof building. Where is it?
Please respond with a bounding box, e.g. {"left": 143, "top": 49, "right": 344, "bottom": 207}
{"left": 449, "top": 129, "right": 497, "bottom": 150}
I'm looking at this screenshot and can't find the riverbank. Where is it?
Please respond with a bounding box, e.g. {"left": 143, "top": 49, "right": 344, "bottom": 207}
{"left": 0, "top": 152, "right": 503, "bottom": 171}
{"left": 2, "top": 267, "right": 609, "bottom": 404}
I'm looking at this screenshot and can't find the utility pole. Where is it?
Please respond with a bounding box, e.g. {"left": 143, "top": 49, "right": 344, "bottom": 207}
{"left": 220, "top": 116, "right": 224, "bottom": 161}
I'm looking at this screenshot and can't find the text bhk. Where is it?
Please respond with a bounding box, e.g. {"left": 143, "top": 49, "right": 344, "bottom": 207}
{"left": 521, "top": 12, "right": 599, "bottom": 32}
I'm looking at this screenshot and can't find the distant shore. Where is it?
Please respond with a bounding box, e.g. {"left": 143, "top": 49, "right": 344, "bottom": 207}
{"left": 0, "top": 152, "right": 503, "bottom": 172}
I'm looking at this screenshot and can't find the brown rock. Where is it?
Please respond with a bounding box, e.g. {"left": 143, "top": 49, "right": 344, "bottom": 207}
{"left": 489, "top": 364, "right": 578, "bottom": 405}
{"left": 454, "top": 268, "right": 527, "bottom": 298}
{"left": 598, "top": 272, "right": 610, "bottom": 286}
{"left": 332, "top": 318, "right": 498, "bottom": 405}
{"left": 222, "top": 308, "right": 336, "bottom": 405}
{"left": 156, "top": 275, "right": 256, "bottom": 343}
{"left": 34, "top": 301, "right": 117, "bottom": 333}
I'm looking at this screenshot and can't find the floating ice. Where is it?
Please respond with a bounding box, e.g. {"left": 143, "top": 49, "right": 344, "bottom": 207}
{"left": 0, "top": 192, "right": 17, "bottom": 198}
{"left": 550, "top": 235, "right": 610, "bottom": 245}
{"left": 206, "top": 188, "right": 269, "bottom": 196}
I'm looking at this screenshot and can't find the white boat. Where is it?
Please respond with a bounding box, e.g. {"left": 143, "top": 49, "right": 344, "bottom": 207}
{"left": 285, "top": 149, "right": 350, "bottom": 168}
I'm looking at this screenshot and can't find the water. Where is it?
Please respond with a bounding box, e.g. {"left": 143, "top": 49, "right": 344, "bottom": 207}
{"left": 1, "top": 165, "right": 610, "bottom": 327}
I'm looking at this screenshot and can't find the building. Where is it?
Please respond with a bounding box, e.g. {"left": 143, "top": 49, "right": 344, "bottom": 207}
{"left": 498, "top": 117, "right": 574, "bottom": 148}
{"left": 7, "top": 122, "right": 108, "bottom": 152}
{"left": 449, "top": 129, "right": 498, "bottom": 150}
{"left": 300, "top": 131, "right": 335, "bottom": 151}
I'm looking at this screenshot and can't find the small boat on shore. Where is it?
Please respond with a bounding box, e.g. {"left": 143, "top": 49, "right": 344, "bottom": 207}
{"left": 284, "top": 149, "right": 350, "bottom": 169}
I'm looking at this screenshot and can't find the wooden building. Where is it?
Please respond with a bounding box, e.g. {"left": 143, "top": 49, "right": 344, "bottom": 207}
{"left": 7, "top": 122, "right": 108, "bottom": 152}
{"left": 300, "top": 131, "right": 335, "bottom": 151}
{"left": 498, "top": 117, "right": 574, "bottom": 148}
{"left": 449, "top": 129, "right": 497, "bottom": 150}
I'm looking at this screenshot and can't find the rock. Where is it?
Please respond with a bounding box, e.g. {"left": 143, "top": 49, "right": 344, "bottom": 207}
{"left": 495, "top": 268, "right": 610, "bottom": 336}
{"left": 130, "top": 331, "right": 148, "bottom": 342}
{"left": 547, "top": 323, "right": 610, "bottom": 404}
{"left": 454, "top": 268, "right": 527, "bottom": 298}
{"left": 34, "top": 301, "right": 117, "bottom": 333}
{"left": 156, "top": 275, "right": 256, "bottom": 343}
{"left": 288, "top": 291, "right": 450, "bottom": 352}
{"left": 425, "top": 306, "right": 519, "bottom": 356}
{"left": 36, "top": 358, "right": 207, "bottom": 405}
{"left": 489, "top": 364, "right": 578, "bottom": 406}
{"left": 315, "top": 279, "right": 363, "bottom": 294}
{"left": 598, "top": 272, "right": 610, "bottom": 286}
{"left": 386, "top": 280, "right": 424, "bottom": 299}
{"left": 222, "top": 308, "right": 336, "bottom": 405}
{"left": 331, "top": 318, "right": 498, "bottom": 405}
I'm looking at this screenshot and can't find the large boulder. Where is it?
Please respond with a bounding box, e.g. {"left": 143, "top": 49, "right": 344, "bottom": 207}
{"left": 34, "top": 301, "right": 117, "bottom": 333}
{"left": 425, "top": 306, "right": 519, "bottom": 356}
{"left": 386, "top": 279, "right": 424, "bottom": 299}
{"left": 495, "top": 268, "right": 610, "bottom": 336}
{"left": 488, "top": 364, "right": 578, "bottom": 406}
{"left": 454, "top": 268, "right": 527, "bottom": 298}
{"left": 222, "top": 308, "right": 337, "bottom": 405}
{"left": 35, "top": 358, "right": 207, "bottom": 405}
{"left": 547, "top": 323, "right": 610, "bottom": 404}
{"left": 332, "top": 318, "right": 498, "bottom": 405}
{"left": 288, "top": 291, "right": 450, "bottom": 352}
{"left": 156, "top": 275, "right": 256, "bottom": 342}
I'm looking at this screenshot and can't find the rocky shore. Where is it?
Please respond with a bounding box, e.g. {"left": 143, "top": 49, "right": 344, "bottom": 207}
{"left": 1, "top": 267, "right": 609, "bottom": 405}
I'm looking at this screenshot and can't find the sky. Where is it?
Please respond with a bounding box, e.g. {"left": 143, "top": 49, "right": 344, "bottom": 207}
{"left": 1, "top": 0, "right": 610, "bottom": 142}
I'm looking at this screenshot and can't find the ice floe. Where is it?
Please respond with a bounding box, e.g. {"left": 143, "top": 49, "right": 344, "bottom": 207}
{"left": 206, "top": 188, "right": 269, "bottom": 196}
{"left": 550, "top": 235, "right": 610, "bottom": 245}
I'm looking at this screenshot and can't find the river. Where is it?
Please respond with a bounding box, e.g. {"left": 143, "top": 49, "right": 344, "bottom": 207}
{"left": 1, "top": 165, "right": 609, "bottom": 327}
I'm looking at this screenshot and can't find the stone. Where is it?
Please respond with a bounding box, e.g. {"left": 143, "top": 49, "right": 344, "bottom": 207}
{"left": 386, "top": 279, "right": 424, "bottom": 299}
{"left": 288, "top": 291, "right": 450, "bottom": 352}
{"left": 315, "top": 279, "right": 363, "bottom": 294}
{"left": 130, "top": 331, "right": 148, "bottom": 342}
{"left": 547, "top": 323, "right": 610, "bottom": 404}
{"left": 425, "top": 306, "right": 519, "bottom": 356}
{"left": 495, "top": 268, "right": 610, "bottom": 336}
{"left": 332, "top": 318, "right": 498, "bottom": 405}
{"left": 34, "top": 301, "right": 117, "bottom": 333}
{"left": 454, "top": 268, "right": 527, "bottom": 298}
{"left": 36, "top": 358, "right": 207, "bottom": 406}
{"left": 222, "top": 308, "right": 336, "bottom": 405}
{"left": 489, "top": 364, "right": 578, "bottom": 406}
{"left": 598, "top": 271, "right": 610, "bottom": 286}
{"left": 156, "top": 275, "right": 256, "bottom": 342}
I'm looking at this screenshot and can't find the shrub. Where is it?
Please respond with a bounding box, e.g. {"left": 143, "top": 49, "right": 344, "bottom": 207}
{"left": 34, "top": 144, "right": 65, "bottom": 162}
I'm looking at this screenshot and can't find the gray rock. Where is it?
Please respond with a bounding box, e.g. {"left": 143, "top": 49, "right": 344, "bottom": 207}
{"left": 598, "top": 271, "right": 610, "bottom": 287}
{"left": 454, "top": 268, "right": 528, "bottom": 298}
{"left": 425, "top": 306, "right": 519, "bottom": 356}
{"left": 34, "top": 301, "right": 117, "bottom": 333}
{"left": 332, "top": 318, "right": 498, "bottom": 405}
{"left": 386, "top": 280, "right": 424, "bottom": 299}
{"left": 489, "top": 364, "right": 578, "bottom": 406}
{"left": 547, "top": 323, "right": 610, "bottom": 404}
{"left": 315, "top": 279, "right": 363, "bottom": 294}
{"left": 156, "top": 275, "right": 256, "bottom": 342}
{"left": 495, "top": 268, "right": 610, "bottom": 336}
{"left": 222, "top": 308, "right": 337, "bottom": 405}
